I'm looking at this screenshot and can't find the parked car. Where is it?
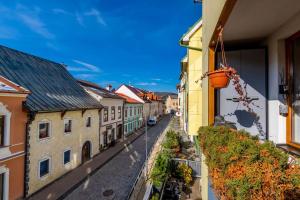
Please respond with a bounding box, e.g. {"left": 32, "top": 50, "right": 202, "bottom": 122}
{"left": 147, "top": 117, "right": 157, "bottom": 126}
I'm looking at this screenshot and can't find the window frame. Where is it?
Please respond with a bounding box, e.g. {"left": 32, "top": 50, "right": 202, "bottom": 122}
{"left": 118, "top": 106, "right": 122, "bottom": 119}
{"left": 38, "top": 157, "right": 51, "bottom": 179}
{"left": 86, "top": 116, "right": 92, "bottom": 127}
{"left": 63, "top": 119, "right": 72, "bottom": 134}
{"left": 111, "top": 106, "right": 115, "bottom": 120}
{"left": 38, "top": 121, "right": 51, "bottom": 141}
{"left": 103, "top": 107, "right": 109, "bottom": 122}
{"left": 63, "top": 149, "right": 71, "bottom": 165}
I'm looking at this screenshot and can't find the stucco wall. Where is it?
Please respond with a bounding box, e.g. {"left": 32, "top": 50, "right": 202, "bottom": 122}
{"left": 143, "top": 102, "right": 150, "bottom": 121}
{"left": 202, "top": 0, "right": 227, "bottom": 126}
{"left": 187, "top": 25, "right": 203, "bottom": 136}
{"left": 99, "top": 98, "right": 123, "bottom": 146}
{"left": 0, "top": 94, "right": 27, "bottom": 200}
{"left": 165, "top": 96, "right": 178, "bottom": 114}
{"left": 124, "top": 103, "right": 143, "bottom": 135}
{"left": 28, "top": 109, "right": 100, "bottom": 195}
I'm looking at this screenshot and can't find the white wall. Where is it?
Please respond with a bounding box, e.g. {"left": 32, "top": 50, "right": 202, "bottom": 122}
{"left": 115, "top": 85, "right": 144, "bottom": 103}
{"left": 266, "top": 10, "right": 300, "bottom": 144}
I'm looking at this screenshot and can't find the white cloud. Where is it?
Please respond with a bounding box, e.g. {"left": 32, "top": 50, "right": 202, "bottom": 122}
{"left": 73, "top": 59, "right": 100, "bottom": 72}
{"left": 136, "top": 82, "right": 157, "bottom": 86}
{"left": 151, "top": 78, "right": 161, "bottom": 81}
{"left": 84, "top": 8, "right": 106, "bottom": 26}
{"left": 16, "top": 4, "right": 54, "bottom": 39}
{"left": 75, "top": 73, "right": 97, "bottom": 79}
{"left": 52, "top": 8, "right": 71, "bottom": 15}
{"left": 75, "top": 12, "right": 85, "bottom": 27}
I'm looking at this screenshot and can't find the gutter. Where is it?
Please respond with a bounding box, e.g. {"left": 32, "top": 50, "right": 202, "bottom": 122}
{"left": 179, "top": 41, "right": 202, "bottom": 51}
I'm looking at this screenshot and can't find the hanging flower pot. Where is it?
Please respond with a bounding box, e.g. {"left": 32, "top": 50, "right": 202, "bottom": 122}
{"left": 208, "top": 69, "right": 231, "bottom": 88}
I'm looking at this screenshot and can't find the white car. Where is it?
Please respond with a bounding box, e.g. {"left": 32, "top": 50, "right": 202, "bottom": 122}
{"left": 147, "top": 117, "right": 157, "bottom": 126}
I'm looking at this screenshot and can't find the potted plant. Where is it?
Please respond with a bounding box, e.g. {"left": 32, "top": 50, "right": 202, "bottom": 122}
{"left": 201, "top": 65, "right": 237, "bottom": 89}
{"left": 199, "top": 27, "right": 241, "bottom": 89}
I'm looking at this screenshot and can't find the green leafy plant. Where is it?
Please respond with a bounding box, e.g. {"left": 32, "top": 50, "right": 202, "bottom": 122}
{"left": 198, "top": 126, "right": 300, "bottom": 200}
{"left": 177, "top": 163, "right": 193, "bottom": 186}
{"left": 150, "top": 193, "right": 159, "bottom": 200}
{"left": 162, "top": 130, "right": 180, "bottom": 150}
{"left": 151, "top": 150, "right": 172, "bottom": 187}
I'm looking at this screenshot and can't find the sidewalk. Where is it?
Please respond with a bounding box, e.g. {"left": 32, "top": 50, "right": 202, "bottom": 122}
{"left": 28, "top": 128, "right": 146, "bottom": 200}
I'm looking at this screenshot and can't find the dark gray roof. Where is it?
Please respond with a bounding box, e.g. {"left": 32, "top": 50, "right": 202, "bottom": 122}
{"left": 0, "top": 45, "right": 103, "bottom": 112}
{"left": 78, "top": 80, "right": 124, "bottom": 100}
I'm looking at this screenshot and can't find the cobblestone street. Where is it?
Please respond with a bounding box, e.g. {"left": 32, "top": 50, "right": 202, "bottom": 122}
{"left": 64, "top": 115, "right": 173, "bottom": 200}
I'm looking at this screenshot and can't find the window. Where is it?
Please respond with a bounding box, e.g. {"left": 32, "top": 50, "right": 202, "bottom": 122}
{"left": 63, "top": 150, "right": 71, "bottom": 165}
{"left": 104, "top": 107, "right": 108, "bottom": 122}
{"left": 130, "top": 107, "right": 132, "bottom": 116}
{"left": 39, "top": 122, "right": 50, "bottom": 139}
{"left": 134, "top": 107, "right": 136, "bottom": 115}
{"left": 0, "top": 116, "right": 4, "bottom": 146}
{"left": 125, "top": 108, "right": 128, "bottom": 118}
{"left": 125, "top": 125, "right": 127, "bottom": 133}
{"left": 111, "top": 106, "right": 115, "bottom": 120}
{"left": 86, "top": 117, "right": 91, "bottom": 127}
{"left": 64, "top": 119, "right": 72, "bottom": 133}
{"left": 118, "top": 106, "right": 122, "bottom": 119}
{"left": 39, "top": 158, "right": 50, "bottom": 178}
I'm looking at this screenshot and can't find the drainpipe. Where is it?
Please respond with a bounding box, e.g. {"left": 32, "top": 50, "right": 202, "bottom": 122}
{"left": 24, "top": 110, "right": 36, "bottom": 198}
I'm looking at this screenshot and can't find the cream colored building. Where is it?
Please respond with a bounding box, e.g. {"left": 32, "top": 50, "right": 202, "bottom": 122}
{"left": 163, "top": 95, "right": 178, "bottom": 114}
{"left": 179, "top": 20, "right": 203, "bottom": 139}
{"left": 0, "top": 46, "right": 104, "bottom": 197}
{"left": 78, "top": 80, "right": 125, "bottom": 148}
{"left": 28, "top": 110, "right": 100, "bottom": 194}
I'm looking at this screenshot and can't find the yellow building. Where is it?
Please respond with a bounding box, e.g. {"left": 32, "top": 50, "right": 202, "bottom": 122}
{"left": 179, "top": 20, "right": 203, "bottom": 140}
{"left": 0, "top": 45, "right": 103, "bottom": 196}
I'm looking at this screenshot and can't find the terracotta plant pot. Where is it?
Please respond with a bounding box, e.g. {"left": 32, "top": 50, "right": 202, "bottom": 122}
{"left": 208, "top": 69, "right": 230, "bottom": 88}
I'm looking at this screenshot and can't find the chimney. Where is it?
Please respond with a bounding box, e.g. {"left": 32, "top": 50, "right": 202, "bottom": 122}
{"left": 106, "top": 84, "right": 112, "bottom": 91}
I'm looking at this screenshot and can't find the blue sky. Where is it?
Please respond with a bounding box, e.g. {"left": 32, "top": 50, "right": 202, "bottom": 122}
{"left": 0, "top": 0, "right": 201, "bottom": 92}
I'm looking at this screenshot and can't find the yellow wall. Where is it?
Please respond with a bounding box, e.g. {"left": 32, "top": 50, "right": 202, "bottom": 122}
{"left": 28, "top": 109, "right": 100, "bottom": 195}
{"left": 187, "top": 25, "right": 203, "bottom": 136}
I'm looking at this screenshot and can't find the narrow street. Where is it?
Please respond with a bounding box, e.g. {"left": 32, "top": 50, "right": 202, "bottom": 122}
{"left": 64, "top": 115, "right": 172, "bottom": 200}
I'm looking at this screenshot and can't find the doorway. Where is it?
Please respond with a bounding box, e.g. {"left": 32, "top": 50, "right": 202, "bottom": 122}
{"left": 287, "top": 32, "right": 300, "bottom": 148}
{"left": 82, "top": 141, "right": 91, "bottom": 164}
{"left": 117, "top": 125, "right": 122, "bottom": 139}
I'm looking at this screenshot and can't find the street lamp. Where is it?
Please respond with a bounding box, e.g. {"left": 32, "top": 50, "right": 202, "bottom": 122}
{"left": 140, "top": 116, "right": 148, "bottom": 177}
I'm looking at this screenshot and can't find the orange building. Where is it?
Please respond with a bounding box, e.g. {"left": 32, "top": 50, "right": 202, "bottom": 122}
{"left": 0, "top": 76, "right": 29, "bottom": 200}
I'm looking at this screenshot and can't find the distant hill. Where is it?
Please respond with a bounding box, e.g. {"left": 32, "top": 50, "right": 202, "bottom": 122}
{"left": 154, "top": 92, "right": 178, "bottom": 100}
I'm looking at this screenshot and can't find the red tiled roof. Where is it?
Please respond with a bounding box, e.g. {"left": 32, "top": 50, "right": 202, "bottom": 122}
{"left": 115, "top": 93, "right": 142, "bottom": 104}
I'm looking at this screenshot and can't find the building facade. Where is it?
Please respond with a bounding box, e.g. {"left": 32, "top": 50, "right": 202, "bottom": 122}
{"left": 179, "top": 20, "right": 203, "bottom": 139}
{"left": 0, "top": 76, "right": 29, "bottom": 200}
{"left": 200, "top": 0, "right": 300, "bottom": 199}
{"left": 116, "top": 93, "right": 143, "bottom": 136}
{"left": 0, "top": 45, "right": 103, "bottom": 196}
{"left": 78, "top": 80, "right": 125, "bottom": 149}
{"left": 116, "top": 84, "right": 163, "bottom": 122}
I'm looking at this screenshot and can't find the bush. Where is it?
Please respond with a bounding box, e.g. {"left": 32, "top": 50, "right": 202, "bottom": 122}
{"left": 163, "top": 130, "right": 180, "bottom": 150}
{"left": 151, "top": 150, "right": 172, "bottom": 187}
{"left": 150, "top": 193, "right": 159, "bottom": 200}
{"left": 198, "top": 126, "right": 300, "bottom": 200}
{"left": 177, "top": 163, "right": 193, "bottom": 186}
